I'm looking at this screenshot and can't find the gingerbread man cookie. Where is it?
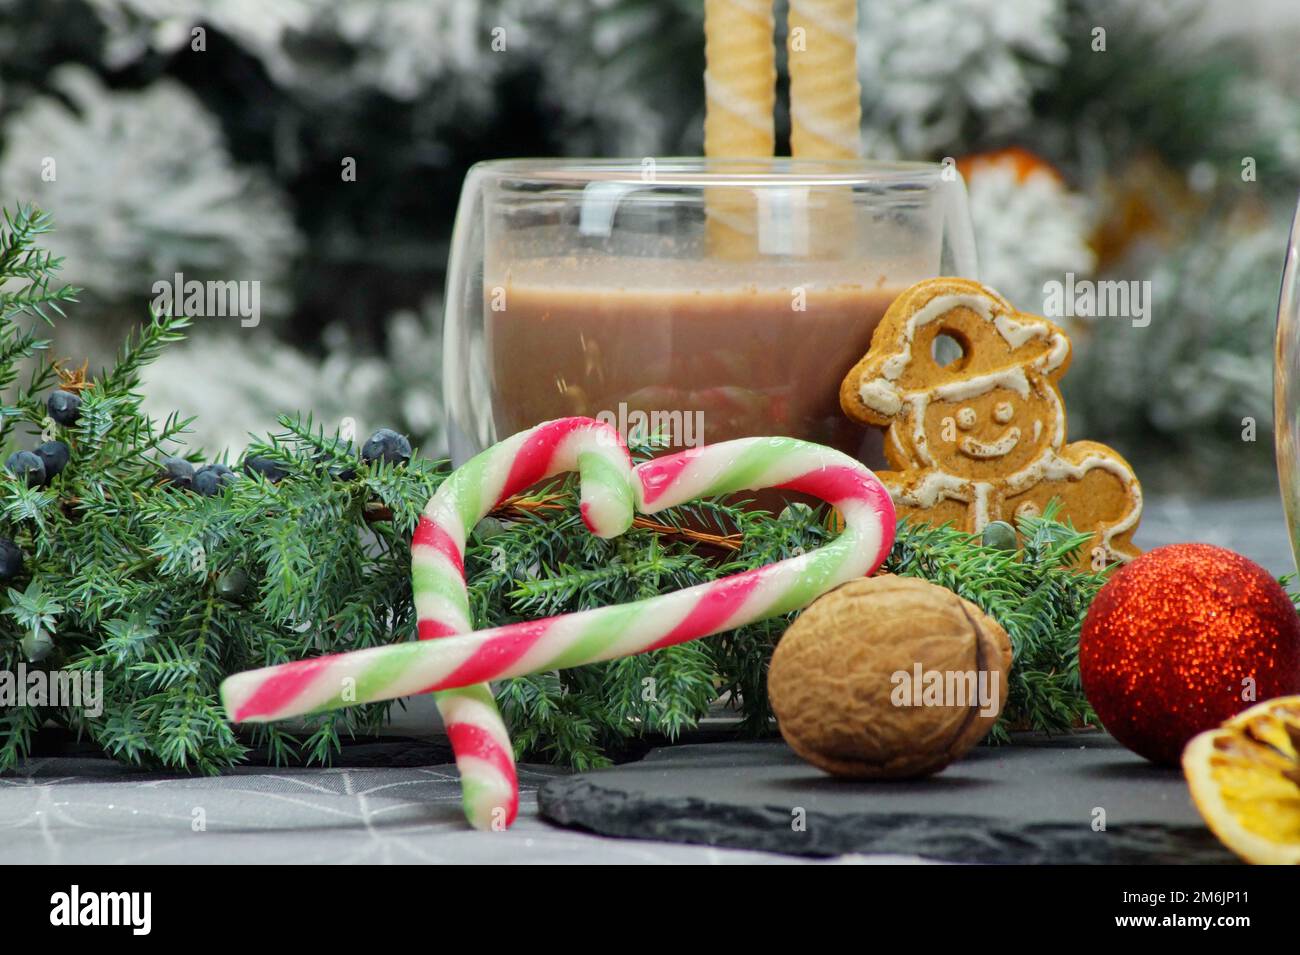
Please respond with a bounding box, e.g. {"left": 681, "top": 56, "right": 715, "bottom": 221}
{"left": 839, "top": 277, "right": 1141, "bottom": 567}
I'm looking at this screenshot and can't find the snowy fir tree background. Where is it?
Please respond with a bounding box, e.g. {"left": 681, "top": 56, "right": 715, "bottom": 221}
{"left": 0, "top": 0, "right": 1297, "bottom": 486}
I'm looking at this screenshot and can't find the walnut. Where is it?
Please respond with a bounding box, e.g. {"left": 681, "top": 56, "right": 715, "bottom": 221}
{"left": 767, "top": 575, "right": 1012, "bottom": 778}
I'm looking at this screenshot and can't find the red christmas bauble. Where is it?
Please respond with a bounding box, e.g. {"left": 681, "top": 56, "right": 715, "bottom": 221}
{"left": 1080, "top": 543, "right": 1300, "bottom": 765}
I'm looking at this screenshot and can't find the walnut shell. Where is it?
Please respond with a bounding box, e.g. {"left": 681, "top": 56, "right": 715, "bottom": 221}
{"left": 768, "top": 575, "right": 1012, "bottom": 779}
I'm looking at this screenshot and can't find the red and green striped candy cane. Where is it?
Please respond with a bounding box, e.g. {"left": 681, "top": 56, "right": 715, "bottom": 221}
{"left": 220, "top": 420, "right": 896, "bottom": 830}
{"left": 412, "top": 417, "right": 634, "bottom": 830}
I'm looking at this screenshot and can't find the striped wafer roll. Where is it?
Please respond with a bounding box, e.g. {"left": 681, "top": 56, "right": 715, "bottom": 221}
{"left": 704, "top": 0, "right": 776, "bottom": 160}
{"left": 220, "top": 427, "right": 896, "bottom": 828}
{"left": 704, "top": 0, "right": 777, "bottom": 259}
{"left": 412, "top": 417, "right": 633, "bottom": 830}
{"left": 788, "top": 0, "right": 861, "bottom": 259}
{"left": 787, "top": 0, "right": 862, "bottom": 159}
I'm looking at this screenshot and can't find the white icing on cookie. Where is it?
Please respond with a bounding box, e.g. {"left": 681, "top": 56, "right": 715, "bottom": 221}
{"left": 994, "top": 314, "right": 1035, "bottom": 348}
{"left": 933, "top": 367, "right": 1029, "bottom": 402}
{"left": 960, "top": 428, "right": 1020, "bottom": 459}
{"left": 909, "top": 393, "right": 934, "bottom": 467}
{"left": 894, "top": 469, "right": 970, "bottom": 507}
{"left": 972, "top": 484, "right": 992, "bottom": 528}
{"left": 858, "top": 378, "right": 902, "bottom": 416}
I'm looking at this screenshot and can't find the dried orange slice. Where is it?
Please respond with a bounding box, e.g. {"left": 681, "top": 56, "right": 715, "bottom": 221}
{"left": 1182, "top": 696, "right": 1300, "bottom": 864}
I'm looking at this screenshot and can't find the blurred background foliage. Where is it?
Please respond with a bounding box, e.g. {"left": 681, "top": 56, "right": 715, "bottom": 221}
{"left": 0, "top": 0, "right": 1297, "bottom": 491}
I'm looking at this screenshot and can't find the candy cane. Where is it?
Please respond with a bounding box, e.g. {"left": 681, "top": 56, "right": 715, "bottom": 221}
{"left": 413, "top": 417, "right": 633, "bottom": 830}
{"left": 220, "top": 422, "right": 896, "bottom": 829}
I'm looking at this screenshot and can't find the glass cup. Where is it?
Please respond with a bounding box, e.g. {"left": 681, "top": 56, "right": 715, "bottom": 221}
{"left": 442, "top": 158, "right": 977, "bottom": 466}
{"left": 1274, "top": 195, "right": 1300, "bottom": 572}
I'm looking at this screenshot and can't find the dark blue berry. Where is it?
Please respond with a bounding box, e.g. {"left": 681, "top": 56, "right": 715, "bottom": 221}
{"left": 243, "top": 456, "right": 288, "bottom": 482}
{"left": 0, "top": 538, "right": 22, "bottom": 580}
{"left": 34, "top": 440, "right": 69, "bottom": 480}
{"left": 162, "top": 457, "right": 195, "bottom": 489}
{"left": 6, "top": 450, "right": 45, "bottom": 487}
{"left": 194, "top": 463, "right": 236, "bottom": 496}
{"left": 361, "top": 429, "right": 412, "bottom": 466}
{"left": 216, "top": 567, "right": 251, "bottom": 599}
{"left": 47, "top": 390, "right": 82, "bottom": 426}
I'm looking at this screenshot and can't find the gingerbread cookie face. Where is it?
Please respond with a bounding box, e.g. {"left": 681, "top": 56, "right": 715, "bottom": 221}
{"left": 915, "top": 385, "right": 1059, "bottom": 481}
{"left": 840, "top": 278, "right": 1142, "bottom": 567}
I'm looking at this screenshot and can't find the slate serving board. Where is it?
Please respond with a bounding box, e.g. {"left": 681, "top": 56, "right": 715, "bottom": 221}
{"left": 538, "top": 734, "right": 1238, "bottom": 863}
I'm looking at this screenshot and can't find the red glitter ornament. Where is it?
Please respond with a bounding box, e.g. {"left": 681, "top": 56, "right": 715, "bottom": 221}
{"left": 1080, "top": 543, "right": 1300, "bottom": 765}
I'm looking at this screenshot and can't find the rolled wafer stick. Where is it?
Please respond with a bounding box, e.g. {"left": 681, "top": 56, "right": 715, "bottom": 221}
{"left": 221, "top": 427, "right": 896, "bottom": 784}
{"left": 788, "top": 0, "right": 861, "bottom": 258}
{"left": 411, "top": 417, "right": 634, "bottom": 830}
{"left": 704, "top": 0, "right": 776, "bottom": 158}
{"left": 787, "top": 0, "right": 862, "bottom": 159}
{"left": 704, "top": 0, "right": 777, "bottom": 259}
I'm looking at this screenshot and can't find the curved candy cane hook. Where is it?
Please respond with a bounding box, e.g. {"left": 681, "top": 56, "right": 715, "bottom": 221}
{"left": 412, "top": 418, "right": 633, "bottom": 830}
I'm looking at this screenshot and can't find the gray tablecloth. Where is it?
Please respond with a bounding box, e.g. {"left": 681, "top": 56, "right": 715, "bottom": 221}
{"left": 0, "top": 756, "right": 923, "bottom": 864}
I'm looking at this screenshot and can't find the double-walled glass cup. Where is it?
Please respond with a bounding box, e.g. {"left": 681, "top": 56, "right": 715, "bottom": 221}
{"left": 443, "top": 158, "right": 977, "bottom": 465}
{"left": 1275, "top": 196, "right": 1300, "bottom": 571}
